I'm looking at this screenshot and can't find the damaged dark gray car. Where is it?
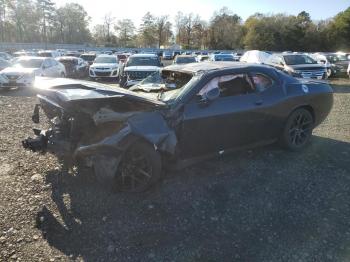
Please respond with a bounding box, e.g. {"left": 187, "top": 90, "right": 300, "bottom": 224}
{"left": 23, "top": 62, "right": 333, "bottom": 192}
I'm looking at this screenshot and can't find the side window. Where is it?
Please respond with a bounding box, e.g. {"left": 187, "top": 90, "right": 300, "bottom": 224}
{"left": 43, "top": 59, "right": 51, "bottom": 68}
{"left": 51, "top": 59, "right": 58, "bottom": 66}
{"left": 198, "top": 74, "right": 255, "bottom": 98}
{"left": 250, "top": 73, "right": 274, "bottom": 92}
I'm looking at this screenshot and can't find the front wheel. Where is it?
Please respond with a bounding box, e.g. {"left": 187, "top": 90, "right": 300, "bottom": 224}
{"left": 280, "top": 108, "right": 314, "bottom": 151}
{"left": 114, "top": 141, "right": 162, "bottom": 192}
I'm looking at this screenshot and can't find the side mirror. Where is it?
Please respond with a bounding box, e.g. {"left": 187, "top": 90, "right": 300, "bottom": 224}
{"left": 160, "top": 63, "right": 164, "bottom": 67}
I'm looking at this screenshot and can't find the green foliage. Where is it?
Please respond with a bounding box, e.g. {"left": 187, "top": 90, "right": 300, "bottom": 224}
{"left": 0, "top": 2, "right": 349, "bottom": 51}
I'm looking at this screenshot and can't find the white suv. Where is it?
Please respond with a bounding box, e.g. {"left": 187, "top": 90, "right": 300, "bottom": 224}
{"left": 89, "top": 55, "right": 119, "bottom": 80}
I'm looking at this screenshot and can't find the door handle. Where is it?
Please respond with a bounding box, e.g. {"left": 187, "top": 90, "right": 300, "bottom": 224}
{"left": 255, "top": 100, "right": 263, "bottom": 106}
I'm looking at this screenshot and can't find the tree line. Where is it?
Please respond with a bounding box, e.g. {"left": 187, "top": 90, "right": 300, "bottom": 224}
{"left": 0, "top": 0, "right": 349, "bottom": 51}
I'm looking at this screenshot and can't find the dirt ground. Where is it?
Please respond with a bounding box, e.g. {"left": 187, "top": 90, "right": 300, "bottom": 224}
{"left": 0, "top": 78, "right": 350, "bottom": 261}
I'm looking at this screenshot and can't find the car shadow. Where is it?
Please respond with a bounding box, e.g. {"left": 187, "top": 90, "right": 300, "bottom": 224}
{"left": 0, "top": 87, "right": 37, "bottom": 97}
{"left": 330, "top": 80, "right": 350, "bottom": 94}
{"left": 37, "top": 136, "right": 350, "bottom": 261}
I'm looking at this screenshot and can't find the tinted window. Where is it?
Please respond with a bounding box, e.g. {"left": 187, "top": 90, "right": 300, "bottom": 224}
{"left": 198, "top": 74, "right": 255, "bottom": 98}
{"left": 175, "top": 57, "right": 197, "bottom": 64}
{"left": 250, "top": 73, "right": 274, "bottom": 92}
{"left": 15, "top": 59, "right": 43, "bottom": 68}
{"left": 126, "top": 56, "right": 160, "bottom": 66}
{"left": 80, "top": 55, "right": 96, "bottom": 61}
{"left": 94, "top": 56, "right": 117, "bottom": 63}
{"left": 283, "top": 55, "right": 316, "bottom": 65}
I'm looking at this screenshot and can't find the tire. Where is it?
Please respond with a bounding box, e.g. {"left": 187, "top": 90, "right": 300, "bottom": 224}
{"left": 114, "top": 141, "right": 162, "bottom": 192}
{"left": 280, "top": 108, "right": 314, "bottom": 151}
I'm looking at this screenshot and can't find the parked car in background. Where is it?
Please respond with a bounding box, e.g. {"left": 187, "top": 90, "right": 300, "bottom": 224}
{"left": 172, "top": 51, "right": 181, "bottom": 59}
{"left": 119, "top": 54, "right": 163, "bottom": 87}
{"left": 210, "top": 54, "right": 235, "bottom": 61}
{"left": 22, "top": 62, "right": 333, "bottom": 192}
{"left": 162, "top": 51, "right": 173, "bottom": 60}
{"left": 0, "top": 56, "right": 65, "bottom": 90}
{"left": 311, "top": 52, "right": 349, "bottom": 77}
{"left": 89, "top": 54, "right": 120, "bottom": 80}
{"left": 65, "top": 51, "right": 81, "bottom": 57}
{"left": 0, "top": 52, "right": 13, "bottom": 61}
{"left": 240, "top": 50, "right": 271, "bottom": 64}
{"left": 80, "top": 53, "right": 96, "bottom": 65}
{"left": 116, "top": 53, "right": 129, "bottom": 63}
{"left": 198, "top": 55, "right": 210, "bottom": 62}
{"left": 173, "top": 55, "right": 198, "bottom": 64}
{"left": 38, "top": 50, "right": 60, "bottom": 58}
{"left": 56, "top": 56, "right": 89, "bottom": 78}
{"left": 12, "top": 51, "right": 37, "bottom": 57}
{"left": 0, "top": 58, "right": 11, "bottom": 71}
{"left": 233, "top": 52, "right": 244, "bottom": 61}
{"left": 265, "top": 53, "right": 327, "bottom": 79}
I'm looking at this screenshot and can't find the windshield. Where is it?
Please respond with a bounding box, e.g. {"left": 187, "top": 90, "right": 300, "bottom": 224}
{"left": 284, "top": 55, "right": 316, "bottom": 65}
{"left": 176, "top": 57, "right": 197, "bottom": 64}
{"left": 38, "top": 52, "right": 52, "bottom": 57}
{"left": 94, "top": 56, "right": 117, "bottom": 63}
{"left": 126, "top": 56, "right": 160, "bottom": 67}
{"left": 14, "top": 59, "right": 43, "bottom": 68}
{"left": 80, "top": 55, "right": 96, "bottom": 61}
{"left": 326, "top": 54, "right": 349, "bottom": 63}
{"left": 129, "top": 70, "right": 202, "bottom": 103}
{"left": 0, "top": 59, "right": 10, "bottom": 67}
{"left": 214, "top": 55, "right": 234, "bottom": 61}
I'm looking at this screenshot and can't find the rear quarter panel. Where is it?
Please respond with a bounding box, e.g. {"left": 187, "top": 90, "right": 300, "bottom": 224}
{"left": 283, "top": 78, "right": 333, "bottom": 127}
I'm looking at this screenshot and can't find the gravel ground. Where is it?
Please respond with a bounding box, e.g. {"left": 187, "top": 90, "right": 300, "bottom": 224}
{"left": 0, "top": 78, "right": 349, "bottom": 261}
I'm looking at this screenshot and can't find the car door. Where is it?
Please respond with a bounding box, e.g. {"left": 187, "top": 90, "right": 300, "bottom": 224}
{"left": 50, "top": 59, "right": 61, "bottom": 77}
{"left": 179, "top": 72, "right": 272, "bottom": 158}
{"left": 41, "top": 59, "right": 51, "bottom": 76}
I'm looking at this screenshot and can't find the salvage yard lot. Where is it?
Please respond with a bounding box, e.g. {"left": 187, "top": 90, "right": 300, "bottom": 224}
{"left": 0, "top": 79, "right": 350, "bottom": 261}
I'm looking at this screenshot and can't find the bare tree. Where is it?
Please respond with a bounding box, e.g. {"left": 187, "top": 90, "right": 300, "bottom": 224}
{"left": 103, "top": 12, "right": 115, "bottom": 42}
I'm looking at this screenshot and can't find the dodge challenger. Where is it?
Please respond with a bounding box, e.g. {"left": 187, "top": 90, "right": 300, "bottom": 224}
{"left": 22, "top": 62, "right": 333, "bottom": 192}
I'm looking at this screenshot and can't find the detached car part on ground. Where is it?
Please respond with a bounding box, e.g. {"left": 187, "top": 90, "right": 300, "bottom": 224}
{"left": 22, "top": 62, "right": 333, "bottom": 192}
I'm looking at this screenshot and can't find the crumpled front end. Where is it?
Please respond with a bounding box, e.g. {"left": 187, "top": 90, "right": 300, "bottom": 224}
{"left": 22, "top": 92, "right": 177, "bottom": 183}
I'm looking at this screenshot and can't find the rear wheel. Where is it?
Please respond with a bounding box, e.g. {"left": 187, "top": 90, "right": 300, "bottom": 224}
{"left": 280, "top": 108, "right": 314, "bottom": 151}
{"left": 114, "top": 141, "right": 162, "bottom": 192}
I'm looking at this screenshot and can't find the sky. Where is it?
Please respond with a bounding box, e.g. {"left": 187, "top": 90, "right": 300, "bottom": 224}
{"left": 55, "top": 0, "right": 349, "bottom": 27}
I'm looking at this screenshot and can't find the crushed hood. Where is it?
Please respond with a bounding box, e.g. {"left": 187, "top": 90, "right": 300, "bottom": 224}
{"left": 33, "top": 77, "right": 165, "bottom": 112}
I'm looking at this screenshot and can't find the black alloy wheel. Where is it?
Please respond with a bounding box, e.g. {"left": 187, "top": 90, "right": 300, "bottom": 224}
{"left": 114, "top": 141, "right": 161, "bottom": 192}
{"left": 281, "top": 108, "right": 314, "bottom": 151}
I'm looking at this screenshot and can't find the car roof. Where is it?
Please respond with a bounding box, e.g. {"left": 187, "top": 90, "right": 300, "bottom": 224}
{"left": 164, "top": 61, "right": 272, "bottom": 73}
